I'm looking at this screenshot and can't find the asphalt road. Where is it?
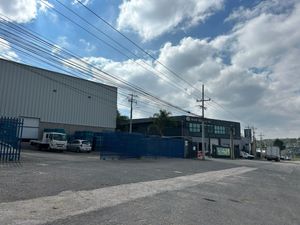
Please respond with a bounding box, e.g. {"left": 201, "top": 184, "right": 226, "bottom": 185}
{"left": 1, "top": 149, "right": 299, "bottom": 225}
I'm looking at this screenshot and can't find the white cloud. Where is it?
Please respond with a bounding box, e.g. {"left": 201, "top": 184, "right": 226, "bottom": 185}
{"left": 52, "top": 36, "right": 70, "bottom": 54}
{"left": 60, "top": 0, "right": 300, "bottom": 138}
{"left": 38, "top": 0, "right": 53, "bottom": 13}
{"left": 79, "top": 39, "right": 96, "bottom": 52}
{"left": 213, "top": 1, "right": 300, "bottom": 137}
{"left": 225, "top": 0, "right": 295, "bottom": 23}
{"left": 72, "top": 0, "right": 92, "bottom": 6}
{"left": 117, "top": 0, "right": 224, "bottom": 41}
{"left": 0, "top": 38, "right": 19, "bottom": 61}
{"left": 0, "top": 0, "right": 52, "bottom": 23}
{"left": 156, "top": 37, "right": 221, "bottom": 83}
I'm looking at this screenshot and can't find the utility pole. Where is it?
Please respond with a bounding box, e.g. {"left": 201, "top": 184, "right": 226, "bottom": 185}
{"left": 128, "top": 93, "right": 137, "bottom": 133}
{"left": 258, "top": 133, "right": 264, "bottom": 159}
{"left": 230, "top": 126, "right": 234, "bottom": 160}
{"left": 197, "top": 84, "right": 211, "bottom": 160}
{"left": 252, "top": 127, "right": 257, "bottom": 158}
{"left": 245, "top": 126, "right": 252, "bottom": 154}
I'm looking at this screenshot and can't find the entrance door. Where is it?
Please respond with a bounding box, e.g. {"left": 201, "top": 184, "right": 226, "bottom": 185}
{"left": 210, "top": 138, "right": 219, "bottom": 155}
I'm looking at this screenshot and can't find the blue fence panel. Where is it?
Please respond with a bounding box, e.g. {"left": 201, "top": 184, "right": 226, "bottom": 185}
{"left": 97, "top": 132, "right": 185, "bottom": 158}
{"left": 0, "top": 117, "right": 23, "bottom": 161}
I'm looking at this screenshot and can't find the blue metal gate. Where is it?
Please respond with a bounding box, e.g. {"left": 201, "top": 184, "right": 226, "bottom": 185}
{"left": 0, "top": 117, "right": 23, "bottom": 161}
{"left": 95, "top": 132, "right": 185, "bottom": 158}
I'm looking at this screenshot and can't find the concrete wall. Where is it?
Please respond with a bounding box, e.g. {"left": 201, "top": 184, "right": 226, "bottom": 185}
{"left": 0, "top": 59, "right": 117, "bottom": 129}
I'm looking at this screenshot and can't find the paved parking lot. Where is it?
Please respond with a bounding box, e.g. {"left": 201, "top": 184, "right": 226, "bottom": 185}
{"left": 1, "top": 149, "right": 300, "bottom": 225}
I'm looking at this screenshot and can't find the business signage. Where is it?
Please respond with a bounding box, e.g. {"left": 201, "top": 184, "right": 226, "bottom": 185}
{"left": 216, "top": 147, "right": 231, "bottom": 157}
{"left": 186, "top": 116, "right": 202, "bottom": 123}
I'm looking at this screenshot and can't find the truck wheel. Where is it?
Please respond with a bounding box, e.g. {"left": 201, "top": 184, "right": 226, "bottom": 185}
{"left": 77, "top": 148, "right": 80, "bottom": 153}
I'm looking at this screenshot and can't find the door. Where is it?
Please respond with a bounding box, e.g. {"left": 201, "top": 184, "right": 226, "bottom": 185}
{"left": 210, "top": 138, "right": 219, "bottom": 155}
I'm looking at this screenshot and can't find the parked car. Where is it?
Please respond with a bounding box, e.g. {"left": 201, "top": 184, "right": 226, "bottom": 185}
{"left": 281, "top": 155, "right": 291, "bottom": 160}
{"left": 240, "top": 151, "right": 254, "bottom": 160}
{"left": 67, "top": 139, "right": 92, "bottom": 153}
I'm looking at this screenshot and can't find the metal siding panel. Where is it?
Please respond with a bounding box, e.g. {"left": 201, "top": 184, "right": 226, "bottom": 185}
{"left": 0, "top": 59, "right": 117, "bottom": 128}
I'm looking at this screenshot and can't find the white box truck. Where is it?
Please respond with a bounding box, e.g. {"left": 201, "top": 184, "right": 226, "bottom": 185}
{"left": 266, "top": 146, "right": 280, "bottom": 162}
{"left": 30, "top": 132, "right": 67, "bottom": 152}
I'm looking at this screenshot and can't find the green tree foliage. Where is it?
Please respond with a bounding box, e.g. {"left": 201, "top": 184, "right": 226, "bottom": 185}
{"left": 273, "top": 138, "right": 285, "bottom": 150}
{"left": 147, "top": 124, "right": 161, "bottom": 136}
{"left": 152, "top": 109, "right": 173, "bottom": 136}
{"left": 116, "top": 110, "right": 129, "bottom": 131}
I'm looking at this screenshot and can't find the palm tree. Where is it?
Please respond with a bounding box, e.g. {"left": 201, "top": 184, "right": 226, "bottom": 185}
{"left": 152, "top": 109, "right": 173, "bottom": 136}
{"left": 116, "top": 110, "right": 129, "bottom": 131}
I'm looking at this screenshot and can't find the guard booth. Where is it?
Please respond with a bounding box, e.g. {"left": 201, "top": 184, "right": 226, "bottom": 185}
{"left": 0, "top": 117, "right": 23, "bottom": 161}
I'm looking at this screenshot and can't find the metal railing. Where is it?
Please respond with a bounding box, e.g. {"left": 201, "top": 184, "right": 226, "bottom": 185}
{"left": 0, "top": 117, "right": 23, "bottom": 161}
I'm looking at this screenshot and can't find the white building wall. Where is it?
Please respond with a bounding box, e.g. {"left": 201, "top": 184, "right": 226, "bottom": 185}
{"left": 0, "top": 59, "right": 117, "bottom": 129}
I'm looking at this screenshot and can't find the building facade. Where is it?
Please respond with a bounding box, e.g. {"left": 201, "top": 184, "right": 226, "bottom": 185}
{"left": 0, "top": 59, "right": 117, "bottom": 139}
{"left": 124, "top": 115, "right": 242, "bottom": 155}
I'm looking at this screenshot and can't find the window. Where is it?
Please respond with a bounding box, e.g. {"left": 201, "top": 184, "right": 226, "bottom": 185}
{"left": 207, "top": 125, "right": 214, "bottom": 133}
{"left": 52, "top": 134, "right": 67, "bottom": 141}
{"left": 214, "top": 126, "right": 225, "bottom": 134}
{"left": 189, "top": 123, "right": 201, "bottom": 133}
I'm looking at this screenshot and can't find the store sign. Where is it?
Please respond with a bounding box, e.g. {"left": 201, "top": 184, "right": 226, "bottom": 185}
{"left": 186, "top": 117, "right": 202, "bottom": 123}
{"left": 216, "top": 147, "right": 230, "bottom": 156}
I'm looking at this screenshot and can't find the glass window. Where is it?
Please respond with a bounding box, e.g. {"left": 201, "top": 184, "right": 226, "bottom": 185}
{"left": 52, "top": 134, "right": 67, "bottom": 141}
{"left": 189, "top": 123, "right": 201, "bottom": 132}
{"left": 214, "top": 126, "right": 225, "bottom": 134}
{"left": 207, "top": 125, "right": 214, "bottom": 133}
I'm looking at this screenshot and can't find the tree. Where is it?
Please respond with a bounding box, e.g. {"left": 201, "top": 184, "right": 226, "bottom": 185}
{"left": 273, "top": 138, "right": 285, "bottom": 150}
{"left": 116, "top": 110, "right": 129, "bottom": 131}
{"left": 152, "top": 109, "right": 173, "bottom": 136}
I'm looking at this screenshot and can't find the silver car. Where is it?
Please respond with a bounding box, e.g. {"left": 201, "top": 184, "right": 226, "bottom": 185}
{"left": 67, "top": 139, "right": 92, "bottom": 153}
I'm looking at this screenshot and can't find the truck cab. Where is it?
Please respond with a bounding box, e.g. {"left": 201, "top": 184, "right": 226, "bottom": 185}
{"left": 43, "top": 132, "right": 67, "bottom": 151}
{"left": 30, "top": 132, "right": 67, "bottom": 152}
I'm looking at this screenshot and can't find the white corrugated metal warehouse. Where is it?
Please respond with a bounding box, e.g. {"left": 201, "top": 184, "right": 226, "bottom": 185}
{"left": 0, "top": 59, "right": 117, "bottom": 139}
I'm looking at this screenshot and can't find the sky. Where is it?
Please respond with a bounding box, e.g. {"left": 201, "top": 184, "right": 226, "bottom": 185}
{"left": 0, "top": 0, "right": 300, "bottom": 139}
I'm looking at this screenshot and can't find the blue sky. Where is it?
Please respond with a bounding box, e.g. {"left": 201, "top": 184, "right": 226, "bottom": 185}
{"left": 0, "top": 0, "right": 300, "bottom": 138}
{"left": 21, "top": 0, "right": 253, "bottom": 60}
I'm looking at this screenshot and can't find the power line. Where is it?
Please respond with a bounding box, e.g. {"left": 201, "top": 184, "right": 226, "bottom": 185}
{"left": 46, "top": 0, "right": 206, "bottom": 102}
{"left": 0, "top": 16, "right": 199, "bottom": 118}
{"left": 74, "top": 0, "right": 254, "bottom": 128}
{"left": 75, "top": 0, "right": 206, "bottom": 95}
